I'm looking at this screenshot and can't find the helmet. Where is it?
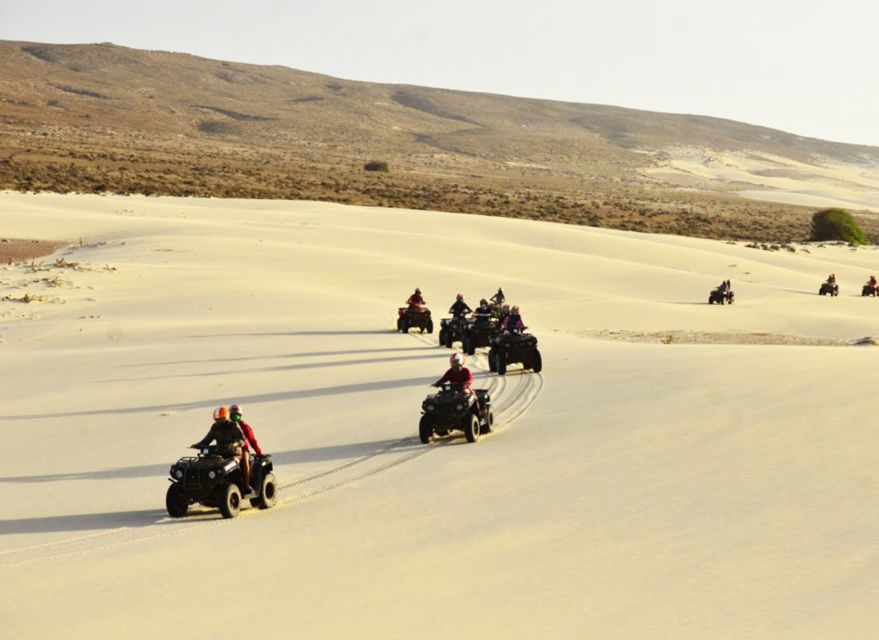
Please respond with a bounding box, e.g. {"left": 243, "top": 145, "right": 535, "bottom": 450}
{"left": 480, "top": 298, "right": 488, "bottom": 306}
{"left": 415, "top": 288, "right": 421, "bottom": 294}
{"left": 450, "top": 352, "right": 464, "bottom": 365}
{"left": 502, "top": 304, "right": 510, "bottom": 312}
{"left": 213, "top": 406, "right": 229, "bottom": 420}
{"left": 456, "top": 293, "right": 463, "bottom": 301}
{"left": 498, "top": 287, "right": 504, "bottom": 292}
{"left": 512, "top": 305, "right": 520, "bottom": 313}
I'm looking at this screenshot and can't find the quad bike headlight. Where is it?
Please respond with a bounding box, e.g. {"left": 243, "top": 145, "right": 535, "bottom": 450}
{"left": 456, "top": 404, "right": 464, "bottom": 410}
{"left": 174, "top": 469, "right": 183, "bottom": 479}
{"left": 208, "top": 470, "right": 216, "bottom": 479}
{"left": 427, "top": 405, "right": 435, "bottom": 411}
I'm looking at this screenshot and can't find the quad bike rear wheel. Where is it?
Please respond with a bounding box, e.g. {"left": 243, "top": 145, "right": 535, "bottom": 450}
{"left": 495, "top": 351, "right": 507, "bottom": 376}
{"left": 464, "top": 414, "right": 481, "bottom": 443}
{"left": 255, "top": 473, "right": 277, "bottom": 509}
{"left": 426, "top": 319, "right": 434, "bottom": 334}
{"left": 400, "top": 317, "right": 409, "bottom": 333}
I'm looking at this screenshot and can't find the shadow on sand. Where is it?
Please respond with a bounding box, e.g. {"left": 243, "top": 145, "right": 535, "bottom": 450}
{"left": 0, "top": 508, "right": 170, "bottom": 535}
{"left": 0, "top": 375, "right": 436, "bottom": 421}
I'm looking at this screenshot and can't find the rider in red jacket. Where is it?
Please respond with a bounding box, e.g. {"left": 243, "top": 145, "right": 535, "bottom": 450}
{"left": 433, "top": 352, "right": 473, "bottom": 392}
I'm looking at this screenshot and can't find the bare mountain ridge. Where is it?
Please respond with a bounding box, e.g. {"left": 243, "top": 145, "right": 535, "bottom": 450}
{"left": 2, "top": 40, "right": 878, "bottom": 242}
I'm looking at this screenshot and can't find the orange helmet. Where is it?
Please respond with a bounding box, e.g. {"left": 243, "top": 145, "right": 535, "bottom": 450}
{"left": 213, "top": 406, "right": 229, "bottom": 420}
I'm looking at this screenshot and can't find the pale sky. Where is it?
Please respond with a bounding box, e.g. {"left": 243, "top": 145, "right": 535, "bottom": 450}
{"left": 1, "top": 0, "right": 877, "bottom": 146}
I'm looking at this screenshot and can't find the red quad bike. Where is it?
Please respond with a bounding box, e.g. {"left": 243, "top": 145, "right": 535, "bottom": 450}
{"left": 398, "top": 307, "right": 433, "bottom": 333}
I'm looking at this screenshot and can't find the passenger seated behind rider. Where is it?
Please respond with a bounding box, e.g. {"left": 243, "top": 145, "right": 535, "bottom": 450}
{"left": 229, "top": 403, "right": 262, "bottom": 493}
{"left": 192, "top": 406, "right": 251, "bottom": 492}
{"left": 502, "top": 305, "right": 525, "bottom": 334}
{"left": 869, "top": 275, "right": 877, "bottom": 287}
{"left": 407, "top": 288, "right": 426, "bottom": 310}
{"left": 433, "top": 352, "right": 473, "bottom": 394}
{"left": 828, "top": 273, "right": 837, "bottom": 284}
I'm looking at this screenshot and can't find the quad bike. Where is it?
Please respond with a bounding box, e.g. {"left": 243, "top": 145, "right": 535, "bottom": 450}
{"left": 462, "top": 315, "right": 501, "bottom": 355}
{"left": 488, "top": 331, "right": 542, "bottom": 376}
{"left": 708, "top": 288, "right": 735, "bottom": 305}
{"left": 166, "top": 445, "right": 277, "bottom": 519}
{"left": 819, "top": 282, "right": 839, "bottom": 296}
{"left": 862, "top": 284, "right": 878, "bottom": 297}
{"left": 397, "top": 306, "right": 433, "bottom": 333}
{"left": 419, "top": 382, "right": 493, "bottom": 444}
{"left": 438, "top": 316, "right": 467, "bottom": 348}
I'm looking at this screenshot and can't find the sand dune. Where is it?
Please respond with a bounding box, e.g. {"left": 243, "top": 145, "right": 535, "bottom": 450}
{"left": 2, "top": 193, "right": 878, "bottom": 639}
{"left": 647, "top": 147, "right": 879, "bottom": 211}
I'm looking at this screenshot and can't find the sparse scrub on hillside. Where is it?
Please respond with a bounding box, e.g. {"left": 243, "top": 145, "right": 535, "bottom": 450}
{"left": 810, "top": 208, "right": 867, "bottom": 245}
{"left": 363, "top": 160, "right": 389, "bottom": 173}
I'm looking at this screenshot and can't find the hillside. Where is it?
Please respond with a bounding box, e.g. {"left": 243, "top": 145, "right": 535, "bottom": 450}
{"left": 2, "top": 40, "right": 878, "bottom": 241}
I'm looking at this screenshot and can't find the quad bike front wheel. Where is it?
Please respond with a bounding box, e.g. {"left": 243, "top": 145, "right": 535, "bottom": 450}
{"left": 165, "top": 483, "right": 189, "bottom": 518}
{"left": 495, "top": 351, "right": 507, "bottom": 376}
{"left": 531, "top": 350, "right": 543, "bottom": 373}
{"left": 426, "top": 319, "right": 434, "bottom": 334}
{"left": 419, "top": 415, "right": 433, "bottom": 444}
{"left": 219, "top": 483, "right": 242, "bottom": 519}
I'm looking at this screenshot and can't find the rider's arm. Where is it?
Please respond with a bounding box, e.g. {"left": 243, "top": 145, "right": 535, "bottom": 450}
{"left": 192, "top": 423, "right": 217, "bottom": 448}
{"left": 434, "top": 370, "right": 451, "bottom": 387}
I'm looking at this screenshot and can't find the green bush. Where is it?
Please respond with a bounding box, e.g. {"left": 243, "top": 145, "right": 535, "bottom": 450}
{"left": 363, "top": 161, "right": 389, "bottom": 173}
{"left": 810, "top": 208, "right": 866, "bottom": 244}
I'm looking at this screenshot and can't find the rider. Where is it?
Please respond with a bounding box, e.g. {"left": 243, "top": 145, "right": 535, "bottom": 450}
{"left": 407, "top": 288, "right": 426, "bottom": 310}
{"left": 230, "top": 403, "right": 262, "bottom": 493}
{"left": 473, "top": 298, "right": 492, "bottom": 325}
{"left": 502, "top": 305, "right": 525, "bottom": 334}
{"left": 433, "top": 352, "right": 473, "bottom": 394}
{"left": 449, "top": 293, "right": 472, "bottom": 318}
{"left": 827, "top": 273, "right": 837, "bottom": 284}
{"left": 490, "top": 287, "right": 505, "bottom": 306}
{"left": 192, "top": 406, "right": 249, "bottom": 491}
{"left": 869, "top": 275, "right": 877, "bottom": 288}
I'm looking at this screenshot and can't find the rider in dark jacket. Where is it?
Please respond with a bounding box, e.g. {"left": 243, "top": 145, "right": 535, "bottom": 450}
{"left": 192, "top": 407, "right": 250, "bottom": 491}
{"left": 449, "top": 293, "right": 472, "bottom": 318}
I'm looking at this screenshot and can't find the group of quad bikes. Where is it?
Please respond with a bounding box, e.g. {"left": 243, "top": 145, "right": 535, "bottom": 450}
{"left": 819, "top": 275, "right": 879, "bottom": 297}
{"left": 707, "top": 275, "right": 879, "bottom": 303}
{"left": 398, "top": 296, "right": 542, "bottom": 447}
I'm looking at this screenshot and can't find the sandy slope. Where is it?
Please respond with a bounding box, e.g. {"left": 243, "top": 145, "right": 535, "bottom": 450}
{"left": 647, "top": 147, "right": 879, "bottom": 212}
{"left": 2, "top": 193, "right": 879, "bottom": 639}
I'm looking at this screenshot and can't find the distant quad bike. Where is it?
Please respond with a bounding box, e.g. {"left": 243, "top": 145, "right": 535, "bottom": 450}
{"left": 489, "top": 331, "right": 542, "bottom": 376}
{"left": 462, "top": 317, "right": 501, "bottom": 355}
{"left": 397, "top": 306, "right": 433, "bottom": 333}
{"left": 862, "top": 284, "right": 878, "bottom": 297}
{"left": 166, "top": 445, "right": 277, "bottom": 519}
{"left": 708, "top": 288, "right": 735, "bottom": 305}
{"left": 438, "top": 316, "right": 467, "bottom": 348}
{"left": 419, "top": 382, "right": 493, "bottom": 444}
{"left": 819, "top": 282, "right": 839, "bottom": 296}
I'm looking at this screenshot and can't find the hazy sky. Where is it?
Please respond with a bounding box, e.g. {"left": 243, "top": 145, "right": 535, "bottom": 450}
{"left": 2, "top": 0, "right": 877, "bottom": 146}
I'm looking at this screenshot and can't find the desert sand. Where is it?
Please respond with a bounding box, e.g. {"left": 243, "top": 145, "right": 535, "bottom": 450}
{"left": 2, "top": 192, "right": 879, "bottom": 639}
{"left": 647, "top": 147, "right": 879, "bottom": 212}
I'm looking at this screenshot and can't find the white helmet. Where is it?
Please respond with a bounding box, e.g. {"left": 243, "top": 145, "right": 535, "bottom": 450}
{"left": 450, "top": 352, "right": 464, "bottom": 365}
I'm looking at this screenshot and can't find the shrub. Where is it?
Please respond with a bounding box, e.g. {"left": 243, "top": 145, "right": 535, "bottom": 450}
{"left": 810, "top": 208, "right": 866, "bottom": 244}
{"left": 363, "top": 161, "right": 389, "bottom": 173}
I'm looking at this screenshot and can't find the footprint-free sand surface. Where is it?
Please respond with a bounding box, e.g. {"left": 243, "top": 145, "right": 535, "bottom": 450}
{"left": 2, "top": 192, "right": 878, "bottom": 639}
